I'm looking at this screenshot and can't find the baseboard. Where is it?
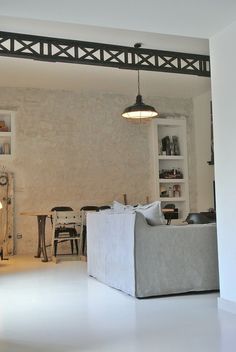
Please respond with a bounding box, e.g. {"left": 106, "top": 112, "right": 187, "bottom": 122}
{"left": 218, "top": 297, "right": 236, "bottom": 314}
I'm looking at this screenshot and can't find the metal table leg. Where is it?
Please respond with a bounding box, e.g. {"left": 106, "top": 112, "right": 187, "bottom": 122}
{"left": 35, "top": 215, "right": 48, "bottom": 262}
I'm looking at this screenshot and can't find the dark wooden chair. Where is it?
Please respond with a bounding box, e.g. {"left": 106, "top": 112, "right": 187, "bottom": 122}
{"left": 51, "top": 206, "right": 79, "bottom": 256}
{"left": 80, "top": 206, "right": 99, "bottom": 256}
{"left": 98, "top": 205, "right": 111, "bottom": 210}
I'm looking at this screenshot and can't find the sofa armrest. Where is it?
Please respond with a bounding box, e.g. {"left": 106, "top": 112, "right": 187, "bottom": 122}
{"left": 87, "top": 212, "right": 136, "bottom": 296}
{"left": 134, "top": 212, "right": 219, "bottom": 297}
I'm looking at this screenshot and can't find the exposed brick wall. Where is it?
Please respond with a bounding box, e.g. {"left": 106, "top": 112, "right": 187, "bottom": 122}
{"left": 0, "top": 87, "right": 195, "bottom": 254}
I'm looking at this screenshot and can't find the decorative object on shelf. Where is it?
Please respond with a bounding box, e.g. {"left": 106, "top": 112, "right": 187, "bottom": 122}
{"left": 172, "top": 136, "right": 180, "bottom": 155}
{"left": 159, "top": 168, "right": 183, "bottom": 179}
{"left": 173, "top": 184, "right": 181, "bottom": 197}
{"left": 161, "top": 136, "right": 171, "bottom": 155}
{"left": 168, "top": 186, "right": 172, "bottom": 197}
{"left": 160, "top": 185, "right": 181, "bottom": 199}
{"left": 170, "top": 140, "right": 174, "bottom": 155}
{"left": 161, "top": 135, "right": 180, "bottom": 156}
{"left": 122, "top": 43, "right": 158, "bottom": 120}
{"left": 3, "top": 143, "right": 10, "bottom": 155}
{"left": 162, "top": 204, "right": 179, "bottom": 223}
{"left": 160, "top": 185, "right": 168, "bottom": 198}
{"left": 0, "top": 121, "right": 8, "bottom": 132}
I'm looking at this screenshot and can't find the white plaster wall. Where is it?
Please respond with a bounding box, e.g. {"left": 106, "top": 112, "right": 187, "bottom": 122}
{"left": 210, "top": 21, "right": 236, "bottom": 305}
{"left": 193, "top": 91, "right": 214, "bottom": 211}
{"left": 0, "top": 87, "right": 195, "bottom": 254}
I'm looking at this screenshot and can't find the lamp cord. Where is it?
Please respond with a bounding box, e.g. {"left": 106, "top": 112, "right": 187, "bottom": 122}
{"left": 137, "top": 69, "right": 140, "bottom": 96}
{"left": 134, "top": 43, "right": 142, "bottom": 96}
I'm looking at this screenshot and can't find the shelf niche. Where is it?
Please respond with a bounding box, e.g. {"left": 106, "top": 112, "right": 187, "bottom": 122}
{"left": 0, "top": 110, "right": 15, "bottom": 157}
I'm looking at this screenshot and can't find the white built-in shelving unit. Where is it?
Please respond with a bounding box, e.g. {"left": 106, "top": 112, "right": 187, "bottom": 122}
{"left": 152, "top": 117, "right": 189, "bottom": 222}
{"left": 0, "top": 110, "right": 15, "bottom": 158}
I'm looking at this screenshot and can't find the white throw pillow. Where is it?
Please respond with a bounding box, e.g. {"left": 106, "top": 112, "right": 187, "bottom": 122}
{"left": 112, "top": 201, "right": 135, "bottom": 213}
{"left": 136, "top": 201, "right": 165, "bottom": 225}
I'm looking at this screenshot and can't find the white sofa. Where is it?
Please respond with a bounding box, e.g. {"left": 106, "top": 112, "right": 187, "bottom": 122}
{"left": 87, "top": 211, "right": 219, "bottom": 298}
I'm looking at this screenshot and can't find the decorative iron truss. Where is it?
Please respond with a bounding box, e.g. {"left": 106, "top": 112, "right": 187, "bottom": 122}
{"left": 0, "top": 31, "right": 210, "bottom": 77}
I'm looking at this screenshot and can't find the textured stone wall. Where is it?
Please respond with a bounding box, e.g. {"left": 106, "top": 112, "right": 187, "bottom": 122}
{"left": 0, "top": 87, "right": 195, "bottom": 254}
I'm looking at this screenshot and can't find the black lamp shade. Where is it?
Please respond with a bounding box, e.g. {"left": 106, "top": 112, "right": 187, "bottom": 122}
{"left": 122, "top": 94, "right": 158, "bottom": 119}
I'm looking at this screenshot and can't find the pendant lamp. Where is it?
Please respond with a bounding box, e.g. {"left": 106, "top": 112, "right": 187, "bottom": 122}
{"left": 122, "top": 43, "right": 158, "bottom": 120}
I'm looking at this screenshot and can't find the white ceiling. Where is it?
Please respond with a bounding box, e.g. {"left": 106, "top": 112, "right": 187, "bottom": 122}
{"left": 0, "top": 56, "right": 211, "bottom": 99}
{"left": 1, "top": 0, "right": 236, "bottom": 38}
{"left": 2, "top": 0, "right": 235, "bottom": 98}
{"left": 0, "top": 16, "right": 210, "bottom": 54}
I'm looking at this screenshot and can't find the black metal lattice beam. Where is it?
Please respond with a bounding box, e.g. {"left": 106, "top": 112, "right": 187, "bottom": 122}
{"left": 0, "top": 31, "right": 210, "bottom": 77}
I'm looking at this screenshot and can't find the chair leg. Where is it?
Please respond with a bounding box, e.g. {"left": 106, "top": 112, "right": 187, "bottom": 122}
{"left": 75, "top": 239, "right": 79, "bottom": 255}
{"left": 70, "top": 240, "right": 74, "bottom": 254}
{"left": 79, "top": 229, "right": 84, "bottom": 257}
{"left": 83, "top": 233, "right": 87, "bottom": 256}
{"left": 54, "top": 241, "right": 58, "bottom": 256}
{"left": 84, "top": 240, "right": 87, "bottom": 256}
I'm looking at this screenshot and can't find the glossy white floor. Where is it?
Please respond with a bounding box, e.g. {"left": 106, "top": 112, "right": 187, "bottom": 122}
{"left": 0, "top": 256, "right": 235, "bottom": 352}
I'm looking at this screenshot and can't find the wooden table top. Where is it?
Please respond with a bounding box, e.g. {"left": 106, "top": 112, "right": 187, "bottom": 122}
{"left": 20, "top": 210, "right": 81, "bottom": 216}
{"left": 20, "top": 211, "right": 53, "bottom": 216}
{"left": 20, "top": 209, "right": 174, "bottom": 216}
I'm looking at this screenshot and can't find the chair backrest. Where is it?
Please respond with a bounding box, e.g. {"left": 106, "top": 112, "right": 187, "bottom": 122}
{"left": 98, "top": 205, "right": 111, "bottom": 210}
{"left": 80, "top": 206, "right": 99, "bottom": 212}
{"left": 50, "top": 206, "right": 73, "bottom": 225}
{"left": 80, "top": 206, "right": 99, "bottom": 227}
{"left": 52, "top": 211, "right": 81, "bottom": 229}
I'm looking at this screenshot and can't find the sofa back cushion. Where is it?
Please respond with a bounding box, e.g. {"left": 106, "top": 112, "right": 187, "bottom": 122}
{"left": 136, "top": 201, "right": 166, "bottom": 226}
{"left": 112, "top": 200, "right": 166, "bottom": 226}
{"left": 112, "top": 201, "right": 135, "bottom": 213}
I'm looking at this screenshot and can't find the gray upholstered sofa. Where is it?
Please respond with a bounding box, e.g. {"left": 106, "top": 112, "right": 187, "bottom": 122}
{"left": 87, "top": 211, "right": 219, "bottom": 298}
